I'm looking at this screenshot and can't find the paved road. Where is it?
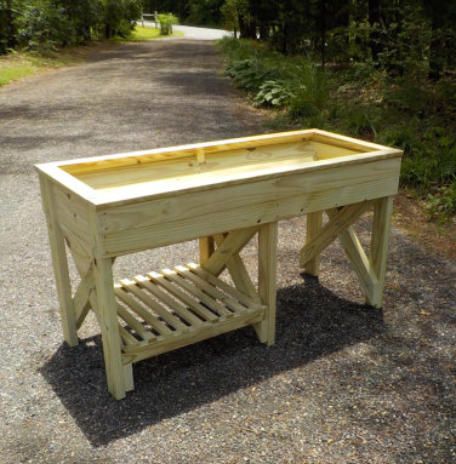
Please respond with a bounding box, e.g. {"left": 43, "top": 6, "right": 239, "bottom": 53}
{"left": 0, "top": 40, "right": 454, "bottom": 463}
{"left": 143, "top": 20, "right": 233, "bottom": 40}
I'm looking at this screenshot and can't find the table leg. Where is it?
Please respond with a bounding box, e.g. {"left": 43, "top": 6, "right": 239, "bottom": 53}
{"left": 302, "top": 211, "right": 323, "bottom": 276}
{"left": 254, "top": 222, "right": 278, "bottom": 346}
{"left": 369, "top": 196, "right": 394, "bottom": 308}
{"left": 39, "top": 177, "right": 78, "bottom": 347}
{"left": 93, "top": 256, "right": 127, "bottom": 400}
{"left": 199, "top": 236, "right": 215, "bottom": 266}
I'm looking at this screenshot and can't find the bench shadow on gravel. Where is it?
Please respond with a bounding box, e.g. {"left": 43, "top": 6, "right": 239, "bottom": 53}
{"left": 40, "top": 277, "right": 384, "bottom": 447}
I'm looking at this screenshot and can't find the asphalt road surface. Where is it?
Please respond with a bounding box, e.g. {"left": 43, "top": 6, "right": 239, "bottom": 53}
{"left": 0, "top": 39, "right": 454, "bottom": 463}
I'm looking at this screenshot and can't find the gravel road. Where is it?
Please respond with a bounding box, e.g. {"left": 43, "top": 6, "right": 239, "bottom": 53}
{"left": 0, "top": 39, "right": 454, "bottom": 463}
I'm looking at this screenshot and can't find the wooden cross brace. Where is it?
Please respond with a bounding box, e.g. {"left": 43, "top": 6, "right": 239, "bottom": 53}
{"left": 199, "top": 222, "right": 278, "bottom": 345}
{"left": 300, "top": 197, "right": 394, "bottom": 308}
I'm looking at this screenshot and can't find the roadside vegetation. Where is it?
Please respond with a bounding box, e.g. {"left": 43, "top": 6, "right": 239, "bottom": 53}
{"left": 219, "top": 38, "right": 456, "bottom": 222}
{"left": 0, "top": 2, "right": 180, "bottom": 87}
{"left": 0, "top": 1, "right": 143, "bottom": 54}
{"left": 145, "top": 0, "right": 455, "bottom": 223}
{"left": 205, "top": 0, "right": 455, "bottom": 223}
{"left": 0, "top": 46, "right": 89, "bottom": 86}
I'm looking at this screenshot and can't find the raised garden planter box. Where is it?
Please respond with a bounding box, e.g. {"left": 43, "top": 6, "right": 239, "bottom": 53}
{"left": 36, "top": 129, "right": 402, "bottom": 399}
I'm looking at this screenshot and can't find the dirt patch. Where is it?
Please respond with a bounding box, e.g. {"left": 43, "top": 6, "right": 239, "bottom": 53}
{"left": 394, "top": 192, "right": 456, "bottom": 260}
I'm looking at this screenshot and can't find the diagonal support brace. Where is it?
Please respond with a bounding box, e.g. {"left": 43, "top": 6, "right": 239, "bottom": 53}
{"left": 300, "top": 201, "right": 370, "bottom": 267}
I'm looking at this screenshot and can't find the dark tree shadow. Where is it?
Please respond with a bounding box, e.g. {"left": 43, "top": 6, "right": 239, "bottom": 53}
{"left": 40, "top": 277, "right": 384, "bottom": 446}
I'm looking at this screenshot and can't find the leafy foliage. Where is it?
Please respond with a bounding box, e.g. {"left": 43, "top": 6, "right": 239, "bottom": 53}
{"left": 220, "top": 37, "right": 456, "bottom": 220}
{"left": 254, "top": 80, "right": 293, "bottom": 107}
{"left": 157, "top": 12, "right": 178, "bottom": 35}
{"left": 0, "top": 0, "right": 143, "bottom": 53}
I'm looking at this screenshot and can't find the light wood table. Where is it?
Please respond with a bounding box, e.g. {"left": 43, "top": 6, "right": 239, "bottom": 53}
{"left": 36, "top": 129, "right": 402, "bottom": 399}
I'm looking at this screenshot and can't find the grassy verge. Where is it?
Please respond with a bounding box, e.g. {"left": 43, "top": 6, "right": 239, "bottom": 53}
{"left": 116, "top": 25, "right": 184, "bottom": 42}
{"left": 218, "top": 38, "right": 456, "bottom": 223}
{"left": 0, "top": 48, "right": 86, "bottom": 87}
{"left": 0, "top": 26, "right": 184, "bottom": 88}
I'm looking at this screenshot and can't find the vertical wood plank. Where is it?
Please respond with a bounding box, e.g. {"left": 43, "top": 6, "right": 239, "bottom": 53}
{"left": 303, "top": 211, "right": 323, "bottom": 276}
{"left": 369, "top": 196, "right": 394, "bottom": 308}
{"left": 93, "top": 255, "right": 126, "bottom": 400}
{"left": 254, "top": 221, "right": 278, "bottom": 346}
{"left": 199, "top": 236, "right": 214, "bottom": 266}
{"left": 123, "top": 363, "right": 134, "bottom": 392}
{"left": 39, "top": 176, "right": 78, "bottom": 347}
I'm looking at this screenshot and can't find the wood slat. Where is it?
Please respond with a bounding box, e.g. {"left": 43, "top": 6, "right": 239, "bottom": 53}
{"left": 122, "top": 307, "right": 264, "bottom": 364}
{"left": 163, "top": 268, "right": 233, "bottom": 318}
{"left": 136, "top": 276, "right": 204, "bottom": 328}
{"left": 175, "top": 265, "right": 247, "bottom": 314}
{"left": 118, "top": 325, "right": 140, "bottom": 346}
{"left": 187, "top": 263, "right": 265, "bottom": 310}
{"left": 113, "top": 264, "right": 267, "bottom": 363}
{"left": 148, "top": 271, "right": 218, "bottom": 322}
{"left": 132, "top": 275, "right": 188, "bottom": 332}
{"left": 115, "top": 284, "right": 173, "bottom": 336}
{"left": 116, "top": 303, "right": 153, "bottom": 341}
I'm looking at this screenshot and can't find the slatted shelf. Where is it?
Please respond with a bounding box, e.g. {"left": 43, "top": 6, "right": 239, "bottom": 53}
{"left": 115, "top": 263, "right": 265, "bottom": 364}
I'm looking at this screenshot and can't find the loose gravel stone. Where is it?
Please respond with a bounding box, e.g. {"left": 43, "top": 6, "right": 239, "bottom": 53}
{"left": 0, "top": 39, "right": 454, "bottom": 464}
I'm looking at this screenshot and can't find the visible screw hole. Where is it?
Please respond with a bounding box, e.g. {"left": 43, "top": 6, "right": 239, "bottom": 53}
{"left": 257, "top": 219, "right": 262, "bottom": 223}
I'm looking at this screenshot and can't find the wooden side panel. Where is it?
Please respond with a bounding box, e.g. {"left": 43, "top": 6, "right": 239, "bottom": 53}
{"left": 98, "top": 158, "right": 401, "bottom": 257}
{"left": 51, "top": 181, "right": 93, "bottom": 254}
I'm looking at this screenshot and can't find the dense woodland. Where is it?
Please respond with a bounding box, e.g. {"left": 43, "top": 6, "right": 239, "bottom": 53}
{"left": 147, "top": 0, "right": 456, "bottom": 219}
{"left": 1, "top": 0, "right": 455, "bottom": 218}
{"left": 0, "top": 0, "right": 142, "bottom": 51}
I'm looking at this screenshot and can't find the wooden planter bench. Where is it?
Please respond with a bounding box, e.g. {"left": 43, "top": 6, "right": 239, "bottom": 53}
{"left": 36, "top": 129, "right": 402, "bottom": 399}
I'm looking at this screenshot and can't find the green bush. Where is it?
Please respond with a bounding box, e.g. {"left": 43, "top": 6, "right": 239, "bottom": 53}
{"left": 254, "top": 80, "right": 293, "bottom": 107}
{"left": 158, "top": 13, "right": 178, "bottom": 35}
{"left": 427, "top": 183, "right": 456, "bottom": 221}
{"left": 2, "top": 0, "right": 142, "bottom": 52}
{"left": 16, "top": 0, "right": 76, "bottom": 51}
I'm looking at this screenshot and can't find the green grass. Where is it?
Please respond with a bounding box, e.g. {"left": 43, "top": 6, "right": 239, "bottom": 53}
{"left": 0, "top": 26, "right": 184, "bottom": 87}
{"left": 117, "top": 26, "right": 184, "bottom": 42}
{"left": 0, "top": 50, "right": 84, "bottom": 87}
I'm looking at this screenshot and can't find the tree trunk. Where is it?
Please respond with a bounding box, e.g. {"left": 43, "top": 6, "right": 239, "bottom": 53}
{"left": 319, "top": 0, "right": 327, "bottom": 68}
{"left": 368, "top": 0, "right": 382, "bottom": 64}
{"left": 429, "top": 7, "right": 445, "bottom": 80}
{"left": 6, "top": 0, "right": 15, "bottom": 49}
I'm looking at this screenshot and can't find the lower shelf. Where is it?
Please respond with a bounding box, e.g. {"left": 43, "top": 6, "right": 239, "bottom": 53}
{"left": 113, "top": 263, "right": 265, "bottom": 364}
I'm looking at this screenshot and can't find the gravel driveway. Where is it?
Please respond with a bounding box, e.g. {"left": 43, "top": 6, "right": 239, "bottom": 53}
{"left": 0, "top": 40, "right": 454, "bottom": 463}
{"left": 142, "top": 21, "right": 233, "bottom": 40}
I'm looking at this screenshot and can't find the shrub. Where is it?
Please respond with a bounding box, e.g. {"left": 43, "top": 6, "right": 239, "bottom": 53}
{"left": 254, "top": 80, "right": 293, "bottom": 107}
{"left": 158, "top": 13, "right": 178, "bottom": 35}
{"left": 16, "top": 0, "right": 76, "bottom": 51}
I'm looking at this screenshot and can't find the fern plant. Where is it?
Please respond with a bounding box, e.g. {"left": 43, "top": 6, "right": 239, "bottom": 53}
{"left": 254, "top": 80, "right": 293, "bottom": 107}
